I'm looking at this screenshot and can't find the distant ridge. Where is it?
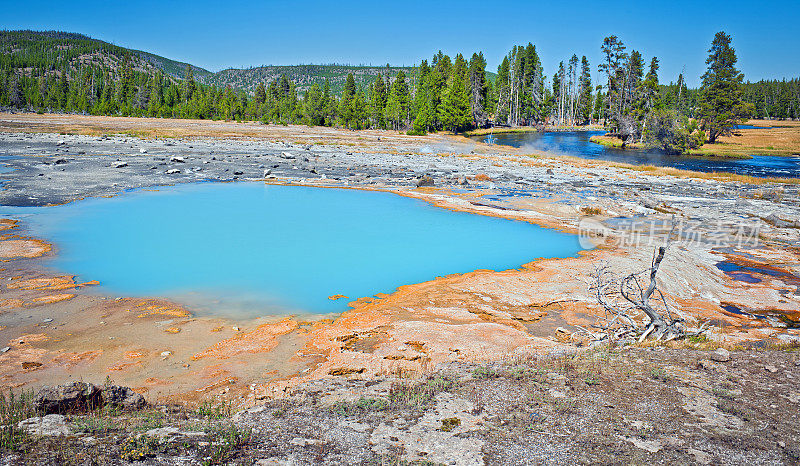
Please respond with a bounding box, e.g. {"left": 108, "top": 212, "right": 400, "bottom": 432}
{"left": 0, "top": 30, "right": 495, "bottom": 96}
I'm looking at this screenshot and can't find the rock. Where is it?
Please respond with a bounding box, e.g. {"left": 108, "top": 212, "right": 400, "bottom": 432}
{"left": 43, "top": 318, "right": 53, "bottom": 323}
{"left": 763, "top": 213, "right": 800, "bottom": 229}
{"left": 263, "top": 169, "right": 272, "bottom": 177}
{"left": 0, "top": 347, "right": 9, "bottom": 353}
{"left": 145, "top": 426, "right": 205, "bottom": 440}
{"left": 165, "top": 169, "right": 181, "bottom": 174}
{"left": 618, "top": 435, "right": 663, "bottom": 453}
{"left": 113, "top": 161, "right": 128, "bottom": 168}
{"left": 546, "top": 168, "right": 554, "bottom": 175}
{"left": 416, "top": 175, "right": 435, "bottom": 187}
{"left": 170, "top": 156, "right": 186, "bottom": 163}
{"left": 255, "top": 459, "right": 291, "bottom": 466}
{"left": 765, "top": 365, "right": 778, "bottom": 373}
{"left": 53, "top": 158, "right": 68, "bottom": 165}
{"left": 34, "top": 382, "right": 145, "bottom": 413}
{"left": 234, "top": 171, "right": 244, "bottom": 175}
{"left": 289, "top": 437, "right": 324, "bottom": 447}
{"left": 35, "top": 382, "right": 102, "bottom": 414}
{"left": 160, "top": 351, "right": 172, "bottom": 357}
{"left": 280, "top": 152, "right": 295, "bottom": 159}
{"left": 102, "top": 385, "right": 146, "bottom": 410}
{"left": 139, "top": 148, "right": 147, "bottom": 153}
{"left": 457, "top": 176, "right": 470, "bottom": 186}
{"left": 711, "top": 348, "right": 730, "bottom": 362}
{"left": 688, "top": 448, "right": 713, "bottom": 465}
{"left": 18, "top": 414, "right": 69, "bottom": 436}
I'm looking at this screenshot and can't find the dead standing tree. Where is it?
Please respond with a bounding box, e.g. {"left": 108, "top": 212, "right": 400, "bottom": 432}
{"left": 582, "top": 245, "right": 710, "bottom": 344}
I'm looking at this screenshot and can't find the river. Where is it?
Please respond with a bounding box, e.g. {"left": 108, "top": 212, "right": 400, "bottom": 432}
{"left": 471, "top": 130, "right": 800, "bottom": 178}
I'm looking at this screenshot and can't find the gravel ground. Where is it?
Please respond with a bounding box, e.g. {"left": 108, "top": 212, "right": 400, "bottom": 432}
{"left": 3, "top": 346, "right": 799, "bottom": 465}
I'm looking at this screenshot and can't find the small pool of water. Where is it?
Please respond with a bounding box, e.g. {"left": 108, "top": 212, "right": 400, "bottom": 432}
{"left": 1, "top": 183, "right": 583, "bottom": 317}
{"left": 472, "top": 130, "right": 800, "bottom": 178}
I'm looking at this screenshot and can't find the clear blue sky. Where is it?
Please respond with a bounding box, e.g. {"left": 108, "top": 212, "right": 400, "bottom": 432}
{"left": 3, "top": 0, "right": 799, "bottom": 86}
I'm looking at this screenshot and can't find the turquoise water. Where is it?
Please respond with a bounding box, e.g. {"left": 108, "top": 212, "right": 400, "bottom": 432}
{"left": 1, "top": 183, "right": 582, "bottom": 317}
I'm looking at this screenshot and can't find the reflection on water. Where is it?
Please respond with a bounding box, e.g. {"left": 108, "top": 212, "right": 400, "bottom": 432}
{"left": 0, "top": 183, "right": 583, "bottom": 317}
{"left": 472, "top": 130, "right": 800, "bottom": 178}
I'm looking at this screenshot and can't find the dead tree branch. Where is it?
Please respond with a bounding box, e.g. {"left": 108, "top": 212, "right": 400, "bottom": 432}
{"left": 578, "top": 245, "right": 711, "bottom": 345}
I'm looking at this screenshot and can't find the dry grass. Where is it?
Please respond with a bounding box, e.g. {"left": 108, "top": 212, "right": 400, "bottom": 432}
{"left": 0, "top": 113, "right": 435, "bottom": 147}
{"left": 463, "top": 127, "right": 540, "bottom": 137}
{"left": 600, "top": 158, "right": 800, "bottom": 185}
{"left": 695, "top": 120, "right": 800, "bottom": 157}
{"left": 588, "top": 134, "right": 647, "bottom": 150}
{"left": 590, "top": 120, "right": 800, "bottom": 158}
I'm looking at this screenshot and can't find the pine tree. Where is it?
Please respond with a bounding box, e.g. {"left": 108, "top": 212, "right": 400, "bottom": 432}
{"left": 322, "top": 79, "right": 336, "bottom": 126}
{"left": 384, "top": 70, "right": 409, "bottom": 130}
{"left": 255, "top": 82, "right": 266, "bottom": 107}
{"left": 350, "top": 89, "right": 367, "bottom": 129}
{"left": 698, "top": 31, "right": 749, "bottom": 143}
{"left": 183, "top": 65, "right": 195, "bottom": 102}
{"left": 413, "top": 61, "right": 437, "bottom": 133}
{"left": 578, "top": 56, "right": 593, "bottom": 124}
{"left": 303, "top": 82, "right": 325, "bottom": 126}
{"left": 369, "top": 75, "right": 387, "bottom": 128}
{"left": 8, "top": 75, "right": 22, "bottom": 107}
{"left": 468, "top": 52, "right": 488, "bottom": 127}
{"left": 599, "top": 35, "right": 627, "bottom": 127}
{"left": 438, "top": 54, "right": 471, "bottom": 132}
{"left": 339, "top": 73, "right": 356, "bottom": 128}
{"left": 495, "top": 56, "right": 511, "bottom": 124}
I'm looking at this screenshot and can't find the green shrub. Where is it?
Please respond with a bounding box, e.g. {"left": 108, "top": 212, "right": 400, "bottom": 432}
{"left": 0, "top": 391, "right": 36, "bottom": 451}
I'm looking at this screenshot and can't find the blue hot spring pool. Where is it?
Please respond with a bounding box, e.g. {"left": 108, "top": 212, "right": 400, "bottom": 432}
{"left": 0, "top": 183, "right": 583, "bottom": 317}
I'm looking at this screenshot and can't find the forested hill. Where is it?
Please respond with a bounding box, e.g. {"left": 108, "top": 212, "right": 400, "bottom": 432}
{"left": 200, "top": 65, "right": 497, "bottom": 95}
{"left": 0, "top": 30, "right": 420, "bottom": 96}
{"left": 202, "top": 65, "right": 414, "bottom": 95}
{"left": 0, "top": 30, "right": 211, "bottom": 79}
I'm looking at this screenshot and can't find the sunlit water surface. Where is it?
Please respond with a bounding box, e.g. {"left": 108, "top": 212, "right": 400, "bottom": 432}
{"left": 1, "top": 183, "right": 583, "bottom": 317}
{"left": 472, "top": 130, "right": 800, "bottom": 178}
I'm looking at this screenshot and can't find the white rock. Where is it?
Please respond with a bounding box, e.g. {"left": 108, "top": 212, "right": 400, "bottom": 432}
{"left": 18, "top": 414, "right": 69, "bottom": 436}
{"left": 145, "top": 426, "right": 205, "bottom": 440}
{"left": 711, "top": 348, "right": 730, "bottom": 362}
